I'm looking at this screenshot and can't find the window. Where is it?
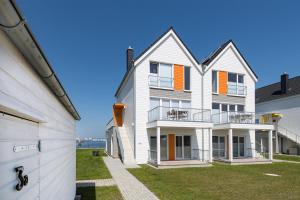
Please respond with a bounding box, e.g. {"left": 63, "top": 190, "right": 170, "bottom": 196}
{"left": 159, "top": 63, "right": 172, "bottom": 88}
{"left": 150, "top": 62, "right": 158, "bottom": 74}
{"left": 237, "top": 105, "right": 245, "bottom": 112}
{"left": 184, "top": 67, "right": 191, "bottom": 90}
{"left": 171, "top": 100, "right": 179, "bottom": 108}
{"left": 150, "top": 98, "right": 160, "bottom": 109}
{"left": 181, "top": 100, "right": 191, "bottom": 108}
{"left": 229, "top": 105, "right": 236, "bottom": 112}
{"left": 222, "top": 104, "right": 228, "bottom": 111}
{"left": 238, "top": 75, "right": 244, "bottom": 84}
{"left": 212, "top": 103, "right": 220, "bottom": 110}
{"left": 228, "top": 73, "right": 237, "bottom": 82}
{"left": 212, "top": 71, "right": 218, "bottom": 93}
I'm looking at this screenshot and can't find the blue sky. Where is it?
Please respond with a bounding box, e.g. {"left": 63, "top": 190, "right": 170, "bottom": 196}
{"left": 17, "top": 0, "right": 300, "bottom": 138}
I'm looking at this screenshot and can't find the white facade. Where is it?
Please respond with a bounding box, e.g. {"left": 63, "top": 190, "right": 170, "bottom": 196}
{"left": 256, "top": 94, "right": 300, "bottom": 154}
{"left": 110, "top": 28, "right": 274, "bottom": 165}
{"left": 0, "top": 3, "right": 79, "bottom": 199}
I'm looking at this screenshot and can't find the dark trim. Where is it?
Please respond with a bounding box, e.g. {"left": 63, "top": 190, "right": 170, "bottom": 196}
{"left": 202, "top": 40, "right": 258, "bottom": 79}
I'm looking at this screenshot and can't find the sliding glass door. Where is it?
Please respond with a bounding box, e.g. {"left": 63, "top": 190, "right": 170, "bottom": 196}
{"left": 213, "top": 136, "right": 225, "bottom": 158}
{"left": 233, "top": 136, "right": 245, "bottom": 157}
{"left": 175, "top": 136, "right": 191, "bottom": 160}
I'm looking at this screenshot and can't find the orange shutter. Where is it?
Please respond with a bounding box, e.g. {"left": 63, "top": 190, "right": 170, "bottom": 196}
{"left": 174, "top": 64, "right": 184, "bottom": 91}
{"left": 168, "top": 134, "right": 175, "bottom": 161}
{"left": 219, "top": 71, "right": 228, "bottom": 95}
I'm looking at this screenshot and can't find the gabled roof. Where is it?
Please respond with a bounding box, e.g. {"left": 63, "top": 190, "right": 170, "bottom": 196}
{"left": 202, "top": 40, "right": 258, "bottom": 79}
{"left": 256, "top": 75, "right": 300, "bottom": 104}
{"left": 134, "top": 27, "right": 199, "bottom": 64}
{"left": 115, "top": 27, "right": 199, "bottom": 97}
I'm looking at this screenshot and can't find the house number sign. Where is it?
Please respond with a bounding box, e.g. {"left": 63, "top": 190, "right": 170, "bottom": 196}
{"left": 13, "top": 144, "right": 38, "bottom": 153}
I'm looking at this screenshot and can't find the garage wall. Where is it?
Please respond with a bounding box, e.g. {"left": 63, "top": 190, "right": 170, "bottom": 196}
{"left": 0, "top": 29, "right": 76, "bottom": 200}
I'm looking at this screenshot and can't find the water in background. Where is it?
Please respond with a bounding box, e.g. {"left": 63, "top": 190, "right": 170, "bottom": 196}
{"left": 77, "top": 140, "right": 106, "bottom": 149}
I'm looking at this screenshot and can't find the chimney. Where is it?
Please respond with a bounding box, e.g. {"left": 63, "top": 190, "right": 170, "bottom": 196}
{"left": 281, "top": 73, "right": 289, "bottom": 94}
{"left": 126, "top": 46, "right": 134, "bottom": 71}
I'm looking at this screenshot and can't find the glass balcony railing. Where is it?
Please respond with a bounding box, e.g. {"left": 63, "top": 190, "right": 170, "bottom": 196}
{"left": 211, "top": 111, "right": 272, "bottom": 124}
{"left": 227, "top": 82, "right": 247, "bottom": 96}
{"left": 148, "top": 106, "right": 211, "bottom": 122}
{"left": 148, "top": 75, "right": 173, "bottom": 89}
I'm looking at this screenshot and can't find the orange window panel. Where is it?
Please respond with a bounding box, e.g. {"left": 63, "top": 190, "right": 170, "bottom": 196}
{"left": 174, "top": 64, "right": 184, "bottom": 91}
{"left": 219, "top": 71, "right": 228, "bottom": 95}
{"left": 168, "top": 134, "right": 175, "bottom": 161}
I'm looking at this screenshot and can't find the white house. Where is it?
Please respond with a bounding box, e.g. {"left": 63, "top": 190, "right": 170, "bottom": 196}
{"left": 0, "top": 1, "right": 80, "bottom": 199}
{"left": 106, "top": 27, "right": 274, "bottom": 167}
{"left": 256, "top": 74, "right": 300, "bottom": 155}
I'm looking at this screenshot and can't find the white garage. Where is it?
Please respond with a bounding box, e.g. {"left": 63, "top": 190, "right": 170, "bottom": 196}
{"left": 0, "top": 0, "right": 80, "bottom": 199}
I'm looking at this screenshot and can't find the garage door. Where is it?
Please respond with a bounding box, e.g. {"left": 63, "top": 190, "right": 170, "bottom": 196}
{"left": 0, "top": 113, "right": 40, "bottom": 199}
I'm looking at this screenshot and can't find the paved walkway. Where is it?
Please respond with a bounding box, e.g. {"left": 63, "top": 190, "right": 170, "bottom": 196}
{"left": 273, "top": 159, "right": 300, "bottom": 164}
{"left": 76, "top": 179, "right": 116, "bottom": 187}
{"left": 104, "top": 157, "right": 159, "bottom": 200}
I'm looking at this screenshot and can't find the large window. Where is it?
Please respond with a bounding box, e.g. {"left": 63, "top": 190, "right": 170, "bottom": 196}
{"left": 149, "top": 62, "right": 172, "bottom": 88}
{"left": 212, "top": 71, "right": 218, "bottom": 93}
{"left": 184, "top": 67, "right": 190, "bottom": 90}
{"left": 228, "top": 72, "right": 245, "bottom": 95}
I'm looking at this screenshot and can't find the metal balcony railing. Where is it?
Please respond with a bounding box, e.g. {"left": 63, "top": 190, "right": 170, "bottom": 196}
{"left": 148, "top": 106, "right": 211, "bottom": 122}
{"left": 212, "top": 111, "right": 272, "bottom": 124}
{"left": 148, "top": 74, "right": 173, "bottom": 89}
{"left": 227, "top": 82, "right": 247, "bottom": 96}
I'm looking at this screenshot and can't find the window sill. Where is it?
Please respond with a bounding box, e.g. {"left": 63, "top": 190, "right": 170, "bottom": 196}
{"left": 149, "top": 86, "right": 174, "bottom": 91}
{"left": 227, "top": 94, "right": 246, "bottom": 98}
{"left": 184, "top": 90, "right": 192, "bottom": 93}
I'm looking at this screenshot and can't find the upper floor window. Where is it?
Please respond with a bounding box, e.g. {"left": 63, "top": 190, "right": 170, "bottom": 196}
{"left": 212, "top": 71, "right": 218, "bottom": 93}
{"left": 149, "top": 62, "right": 172, "bottom": 89}
{"left": 228, "top": 72, "right": 246, "bottom": 96}
{"left": 150, "top": 62, "right": 158, "bottom": 74}
{"left": 184, "top": 66, "right": 190, "bottom": 90}
{"left": 228, "top": 73, "right": 244, "bottom": 84}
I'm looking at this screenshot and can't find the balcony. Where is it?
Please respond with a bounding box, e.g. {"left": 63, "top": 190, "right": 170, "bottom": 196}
{"left": 148, "top": 106, "right": 211, "bottom": 122}
{"left": 148, "top": 75, "right": 173, "bottom": 89}
{"left": 227, "top": 83, "right": 247, "bottom": 96}
{"left": 212, "top": 111, "right": 272, "bottom": 124}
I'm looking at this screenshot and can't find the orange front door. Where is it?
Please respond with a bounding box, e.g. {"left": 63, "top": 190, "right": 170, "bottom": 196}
{"left": 168, "top": 134, "right": 175, "bottom": 160}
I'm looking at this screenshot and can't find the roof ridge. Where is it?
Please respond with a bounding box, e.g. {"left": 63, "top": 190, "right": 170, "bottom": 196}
{"left": 256, "top": 74, "right": 300, "bottom": 90}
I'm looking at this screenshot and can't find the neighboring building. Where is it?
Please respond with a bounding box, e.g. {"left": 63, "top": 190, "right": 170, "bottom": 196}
{"left": 106, "top": 27, "right": 274, "bottom": 167}
{"left": 0, "top": 1, "right": 80, "bottom": 199}
{"left": 256, "top": 74, "right": 300, "bottom": 155}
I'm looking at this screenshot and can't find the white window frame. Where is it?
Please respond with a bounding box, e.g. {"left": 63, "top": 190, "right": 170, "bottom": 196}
{"left": 149, "top": 61, "right": 174, "bottom": 90}
{"left": 227, "top": 72, "right": 246, "bottom": 97}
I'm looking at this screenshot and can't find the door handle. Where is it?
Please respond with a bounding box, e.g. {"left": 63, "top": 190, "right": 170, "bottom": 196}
{"left": 15, "top": 166, "right": 28, "bottom": 191}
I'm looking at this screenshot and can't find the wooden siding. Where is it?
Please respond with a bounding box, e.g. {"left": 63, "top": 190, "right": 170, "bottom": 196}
{"left": 0, "top": 30, "right": 76, "bottom": 199}
{"left": 219, "top": 71, "right": 228, "bottom": 95}
{"left": 174, "top": 64, "right": 184, "bottom": 91}
{"left": 150, "top": 88, "right": 191, "bottom": 100}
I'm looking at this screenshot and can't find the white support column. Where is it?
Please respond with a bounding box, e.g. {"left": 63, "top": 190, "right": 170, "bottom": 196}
{"left": 228, "top": 129, "right": 233, "bottom": 162}
{"left": 157, "top": 127, "right": 161, "bottom": 165}
{"left": 202, "top": 129, "right": 205, "bottom": 161}
{"left": 209, "top": 128, "right": 213, "bottom": 163}
{"left": 268, "top": 130, "right": 273, "bottom": 161}
{"left": 275, "top": 123, "right": 279, "bottom": 154}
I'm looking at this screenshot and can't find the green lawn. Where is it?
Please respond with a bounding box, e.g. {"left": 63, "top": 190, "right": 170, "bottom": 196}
{"left": 76, "top": 149, "right": 111, "bottom": 180}
{"left": 128, "top": 163, "right": 300, "bottom": 200}
{"left": 274, "top": 154, "right": 300, "bottom": 162}
{"left": 76, "top": 186, "right": 122, "bottom": 200}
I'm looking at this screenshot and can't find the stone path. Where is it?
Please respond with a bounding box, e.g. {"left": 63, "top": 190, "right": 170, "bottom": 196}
{"left": 76, "top": 179, "right": 115, "bottom": 187}
{"left": 103, "top": 157, "right": 159, "bottom": 200}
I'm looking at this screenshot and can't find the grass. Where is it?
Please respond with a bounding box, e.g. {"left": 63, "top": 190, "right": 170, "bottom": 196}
{"left": 274, "top": 154, "right": 300, "bottom": 162}
{"left": 128, "top": 163, "right": 300, "bottom": 200}
{"left": 76, "top": 186, "right": 123, "bottom": 200}
{"left": 76, "top": 148, "right": 111, "bottom": 180}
